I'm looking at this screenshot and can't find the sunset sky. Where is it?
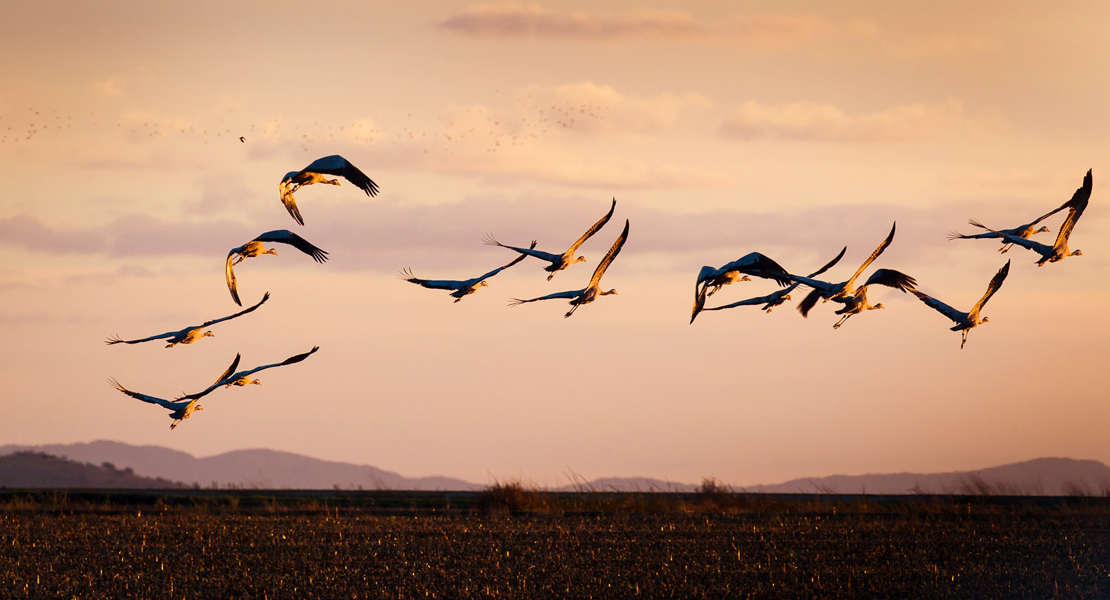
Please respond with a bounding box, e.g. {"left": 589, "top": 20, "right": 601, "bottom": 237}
{"left": 1, "top": 1, "right": 1107, "bottom": 488}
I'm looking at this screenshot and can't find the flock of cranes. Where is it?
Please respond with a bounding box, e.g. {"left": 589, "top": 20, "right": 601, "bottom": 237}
{"left": 107, "top": 155, "right": 376, "bottom": 429}
{"left": 105, "top": 154, "right": 1092, "bottom": 428}
{"left": 690, "top": 169, "right": 1092, "bottom": 349}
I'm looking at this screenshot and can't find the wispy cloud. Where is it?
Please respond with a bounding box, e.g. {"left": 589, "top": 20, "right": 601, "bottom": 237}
{"left": 0, "top": 196, "right": 980, "bottom": 275}
{"left": 437, "top": 4, "right": 836, "bottom": 43}
{"left": 92, "top": 77, "right": 125, "bottom": 99}
{"left": 720, "top": 99, "right": 964, "bottom": 143}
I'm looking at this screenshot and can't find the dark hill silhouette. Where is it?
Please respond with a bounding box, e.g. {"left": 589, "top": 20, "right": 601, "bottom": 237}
{"left": 0, "top": 452, "right": 186, "bottom": 489}
{"left": 0, "top": 441, "right": 481, "bottom": 490}
{"left": 745, "top": 457, "right": 1110, "bottom": 496}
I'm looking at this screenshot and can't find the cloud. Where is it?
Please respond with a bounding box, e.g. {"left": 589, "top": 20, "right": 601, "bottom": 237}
{"left": 92, "top": 77, "right": 124, "bottom": 99}
{"left": 437, "top": 4, "right": 834, "bottom": 43}
{"left": 720, "top": 99, "right": 964, "bottom": 143}
{"left": 0, "top": 196, "right": 984, "bottom": 276}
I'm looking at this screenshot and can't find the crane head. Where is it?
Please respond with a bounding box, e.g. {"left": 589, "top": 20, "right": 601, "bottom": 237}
{"left": 1036, "top": 226, "right": 1051, "bottom": 233}
{"left": 203, "top": 331, "right": 215, "bottom": 338}
{"left": 574, "top": 256, "right": 587, "bottom": 264}
{"left": 479, "top": 281, "right": 489, "bottom": 287}
{"left": 601, "top": 289, "right": 618, "bottom": 296}
{"left": 1071, "top": 249, "right": 1083, "bottom": 257}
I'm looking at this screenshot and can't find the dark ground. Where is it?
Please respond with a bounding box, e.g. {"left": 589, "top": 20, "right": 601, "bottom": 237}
{"left": 1, "top": 489, "right": 1108, "bottom": 598}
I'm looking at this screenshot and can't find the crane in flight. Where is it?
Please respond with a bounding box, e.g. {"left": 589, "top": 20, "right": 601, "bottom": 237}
{"left": 948, "top": 170, "right": 1090, "bottom": 253}
{"left": 484, "top": 198, "right": 616, "bottom": 281}
{"left": 690, "top": 252, "right": 799, "bottom": 324}
{"left": 107, "top": 353, "right": 243, "bottom": 429}
{"left": 509, "top": 219, "right": 629, "bottom": 318}
{"left": 106, "top": 293, "right": 270, "bottom": 347}
{"left": 400, "top": 244, "right": 533, "bottom": 302}
{"left": 177, "top": 347, "right": 320, "bottom": 401}
{"left": 985, "top": 169, "right": 1091, "bottom": 266}
{"left": 693, "top": 247, "right": 846, "bottom": 323}
{"left": 279, "top": 155, "right": 379, "bottom": 225}
{"left": 226, "top": 230, "right": 328, "bottom": 306}
{"left": 912, "top": 261, "right": 1010, "bottom": 349}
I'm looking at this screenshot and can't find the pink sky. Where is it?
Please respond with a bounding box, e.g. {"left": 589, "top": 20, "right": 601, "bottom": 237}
{"left": 1, "top": 1, "right": 1108, "bottom": 487}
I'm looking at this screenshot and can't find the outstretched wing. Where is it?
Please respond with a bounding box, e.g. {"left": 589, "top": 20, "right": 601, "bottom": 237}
{"left": 252, "top": 230, "right": 329, "bottom": 263}
{"left": 108, "top": 378, "right": 184, "bottom": 410}
{"left": 807, "top": 247, "right": 847, "bottom": 279}
{"left": 1051, "top": 172, "right": 1091, "bottom": 248}
{"left": 177, "top": 353, "right": 246, "bottom": 401}
{"left": 200, "top": 292, "right": 270, "bottom": 328}
{"left": 508, "top": 289, "right": 583, "bottom": 306}
{"left": 703, "top": 288, "right": 791, "bottom": 312}
{"left": 483, "top": 234, "right": 562, "bottom": 263}
{"left": 473, "top": 242, "right": 535, "bottom": 282}
{"left": 302, "top": 155, "right": 380, "bottom": 196}
{"left": 845, "top": 222, "right": 896, "bottom": 290}
{"left": 225, "top": 251, "right": 242, "bottom": 306}
{"left": 399, "top": 268, "right": 463, "bottom": 291}
{"left": 106, "top": 329, "right": 177, "bottom": 345}
{"left": 566, "top": 198, "right": 617, "bottom": 256}
{"left": 862, "top": 269, "right": 916, "bottom": 292}
{"left": 234, "top": 346, "right": 320, "bottom": 379}
{"left": 587, "top": 219, "right": 630, "bottom": 289}
{"left": 949, "top": 220, "right": 1005, "bottom": 241}
{"left": 971, "top": 260, "right": 1010, "bottom": 316}
{"left": 910, "top": 289, "right": 965, "bottom": 324}
{"left": 213, "top": 354, "right": 242, "bottom": 386}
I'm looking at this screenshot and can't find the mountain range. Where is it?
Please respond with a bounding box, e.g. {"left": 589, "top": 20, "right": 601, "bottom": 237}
{"left": 2, "top": 441, "right": 1109, "bottom": 495}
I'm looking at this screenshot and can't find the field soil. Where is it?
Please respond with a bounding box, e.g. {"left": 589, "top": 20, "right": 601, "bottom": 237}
{"left": 1, "top": 490, "right": 1108, "bottom": 599}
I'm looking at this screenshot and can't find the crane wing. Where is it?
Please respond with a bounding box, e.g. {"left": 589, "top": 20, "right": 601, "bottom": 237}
{"left": 704, "top": 288, "right": 790, "bottom": 312}
{"left": 845, "top": 222, "right": 896, "bottom": 290}
{"left": 796, "top": 288, "right": 825, "bottom": 317}
{"left": 807, "top": 247, "right": 847, "bottom": 279}
{"left": 176, "top": 353, "right": 247, "bottom": 401}
{"left": 1047, "top": 169, "right": 1092, "bottom": 249}
{"left": 862, "top": 269, "right": 916, "bottom": 292}
{"left": 989, "top": 230, "right": 1050, "bottom": 254}
{"left": 587, "top": 219, "right": 630, "bottom": 289}
{"left": 302, "top": 155, "right": 380, "bottom": 196}
{"left": 225, "top": 252, "right": 242, "bottom": 306}
{"left": 252, "top": 230, "right": 329, "bottom": 263}
{"left": 971, "top": 260, "right": 1010, "bottom": 316}
{"left": 566, "top": 198, "right": 616, "bottom": 255}
{"left": 472, "top": 241, "right": 535, "bottom": 282}
{"left": 232, "top": 346, "right": 320, "bottom": 379}
{"left": 399, "top": 269, "right": 463, "bottom": 291}
{"left": 280, "top": 187, "right": 305, "bottom": 226}
{"left": 109, "top": 378, "right": 187, "bottom": 410}
{"left": 213, "top": 354, "right": 243, "bottom": 386}
{"left": 105, "top": 330, "right": 177, "bottom": 345}
{"left": 200, "top": 292, "right": 270, "bottom": 328}
{"left": 910, "top": 289, "right": 966, "bottom": 324}
{"left": 704, "top": 252, "right": 792, "bottom": 287}
{"left": 508, "top": 289, "right": 584, "bottom": 306}
{"left": 483, "top": 234, "right": 562, "bottom": 263}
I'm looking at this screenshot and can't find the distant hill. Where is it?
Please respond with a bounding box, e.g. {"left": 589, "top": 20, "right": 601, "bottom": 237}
{"left": 746, "top": 458, "right": 1110, "bottom": 496}
{"left": 0, "top": 441, "right": 481, "bottom": 491}
{"left": 0, "top": 452, "right": 186, "bottom": 489}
